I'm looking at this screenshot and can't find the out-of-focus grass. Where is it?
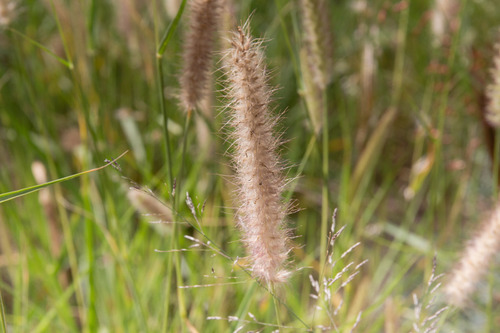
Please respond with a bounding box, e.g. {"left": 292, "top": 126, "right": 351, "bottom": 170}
{"left": 1, "top": 0, "right": 500, "bottom": 332}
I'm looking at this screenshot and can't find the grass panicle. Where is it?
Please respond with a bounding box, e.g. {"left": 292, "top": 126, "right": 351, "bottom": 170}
{"left": 179, "top": 0, "right": 222, "bottom": 113}
{"left": 299, "top": 0, "right": 333, "bottom": 91}
{"left": 223, "top": 23, "right": 292, "bottom": 284}
{"left": 486, "top": 37, "right": 500, "bottom": 128}
{"left": 445, "top": 203, "right": 500, "bottom": 307}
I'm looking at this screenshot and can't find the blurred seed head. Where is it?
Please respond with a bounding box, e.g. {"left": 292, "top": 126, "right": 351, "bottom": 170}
{"left": 445, "top": 203, "right": 500, "bottom": 307}
{"left": 486, "top": 39, "right": 500, "bottom": 128}
{"left": 431, "top": 0, "right": 460, "bottom": 48}
{"left": 127, "top": 187, "right": 173, "bottom": 235}
{"left": 0, "top": 0, "right": 17, "bottom": 26}
{"left": 179, "top": 0, "right": 222, "bottom": 113}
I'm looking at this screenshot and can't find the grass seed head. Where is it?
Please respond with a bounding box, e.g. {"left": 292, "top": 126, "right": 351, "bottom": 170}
{"left": 223, "top": 23, "right": 292, "bottom": 284}
{"left": 445, "top": 203, "right": 500, "bottom": 307}
{"left": 299, "top": 0, "right": 334, "bottom": 90}
{"left": 179, "top": 0, "right": 222, "bottom": 113}
{"left": 486, "top": 39, "right": 500, "bottom": 128}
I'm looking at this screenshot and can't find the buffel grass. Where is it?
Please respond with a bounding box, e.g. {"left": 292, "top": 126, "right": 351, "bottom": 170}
{"left": 2, "top": 0, "right": 500, "bottom": 332}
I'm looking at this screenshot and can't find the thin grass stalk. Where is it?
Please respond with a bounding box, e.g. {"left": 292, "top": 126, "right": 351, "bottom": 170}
{"left": 487, "top": 270, "right": 495, "bottom": 332}
{"left": 154, "top": 3, "right": 187, "bottom": 330}
{"left": 10, "top": 35, "right": 88, "bottom": 328}
{"left": 485, "top": 36, "right": 500, "bottom": 195}
{"left": 494, "top": 131, "right": 500, "bottom": 199}
{"left": 349, "top": 4, "right": 409, "bottom": 203}
{"left": 273, "top": 0, "right": 300, "bottom": 79}
{"left": 45, "top": 5, "right": 118, "bottom": 327}
{"left": 445, "top": 202, "right": 500, "bottom": 307}
{"left": 82, "top": 177, "right": 97, "bottom": 332}
{"left": 173, "top": 233, "right": 187, "bottom": 330}
{"left": 85, "top": 0, "right": 96, "bottom": 52}
{"left": 156, "top": 59, "right": 174, "bottom": 190}
{"left": 231, "top": 281, "right": 258, "bottom": 331}
{"left": 284, "top": 134, "right": 316, "bottom": 203}
{"left": 429, "top": 2, "right": 462, "bottom": 225}
{"left": 155, "top": 0, "right": 187, "bottom": 190}
{"left": 319, "top": 87, "right": 329, "bottom": 276}
{"left": 0, "top": 290, "right": 6, "bottom": 333}
{"left": 161, "top": 233, "right": 175, "bottom": 332}
{"left": 48, "top": 0, "right": 74, "bottom": 69}
{"left": 173, "top": 111, "right": 192, "bottom": 210}
{"left": 48, "top": 1, "right": 136, "bottom": 327}
{"left": 272, "top": 285, "right": 282, "bottom": 328}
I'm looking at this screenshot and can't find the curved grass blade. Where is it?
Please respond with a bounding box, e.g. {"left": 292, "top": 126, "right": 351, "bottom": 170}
{"left": 8, "top": 28, "right": 73, "bottom": 69}
{"left": 157, "top": 0, "right": 187, "bottom": 56}
{"left": 0, "top": 151, "right": 128, "bottom": 204}
{"left": 0, "top": 290, "right": 6, "bottom": 333}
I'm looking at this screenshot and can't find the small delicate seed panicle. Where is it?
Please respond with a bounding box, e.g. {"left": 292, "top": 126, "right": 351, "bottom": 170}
{"left": 223, "top": 23, "right": 292, "bottom": 284}
{"left": 298, "top": 0, "right": 333, "bottom": 134}
{"left": 299, "top": 0, "right": 334, "bottom": 90}
{"left": 486, "top": 38, "right": 500, "bottom": 128}
{"left": 445, "top": 202, "right": 500, "bottom": 307}
{"left": 179, "top": 0, "right": 222, "bottom": 112}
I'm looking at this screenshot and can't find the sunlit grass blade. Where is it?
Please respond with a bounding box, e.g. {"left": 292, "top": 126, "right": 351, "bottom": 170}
{"left": 32, "top": 282, "right": 77, "bottom": 333}
{"left": 0, "top": 290, "right": 6, "bottom": 333}
{"left": 0, "top": 151, "right": 128, "bottom": 204}
{"left": 7, "top": 28, "right": 73, "bottom": 69}
{"left": 157, "top": 0, "right": 187, "bottom": 56}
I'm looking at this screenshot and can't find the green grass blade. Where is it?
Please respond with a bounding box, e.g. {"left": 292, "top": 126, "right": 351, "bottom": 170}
{"left": 7, "top": 28, "right": 73, "bottom": 69}
{"left": 32, "top": 282, "right": 77, "bottom": 333}
{"left": 0, "top": 151, "right": 128, "bottom": 204}
{"left": 157, "top": 0, "right": 187, "bottom": 56}
{"left": 0, "top": 290, "right": 6, "bottom": 333}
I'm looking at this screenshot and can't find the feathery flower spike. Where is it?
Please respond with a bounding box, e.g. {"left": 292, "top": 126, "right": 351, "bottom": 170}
{"left": 224, "top": 24, "right": 292, "bottom": 284}
{"left": 486, "top": 37, "right": 500, "bottom": 128}
{"left": 179, "top": 0, "right": 221, "bottom": 112}
{"left": 445, "top": 202, "right": 500, "bottom": 307}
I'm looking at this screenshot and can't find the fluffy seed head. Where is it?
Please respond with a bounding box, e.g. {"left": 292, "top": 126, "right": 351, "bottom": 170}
{"left": 179, "top": 0, "right": 222, "bottom": 112}
{"left": 445, "top": 203, "right": 500, "bottom": 307}
{"left": 223, "top": 24, "right": 292, "bottom": 284}
{"left": 486, "top": 39, "right": 500, "bottom": 128}
{"left": 299, "top": 0, "right": 334, "bottom": 90}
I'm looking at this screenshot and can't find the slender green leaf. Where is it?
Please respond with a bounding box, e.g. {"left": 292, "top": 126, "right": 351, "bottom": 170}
{"left": 0, "top": 151, "right": 128, "bottom": 204}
